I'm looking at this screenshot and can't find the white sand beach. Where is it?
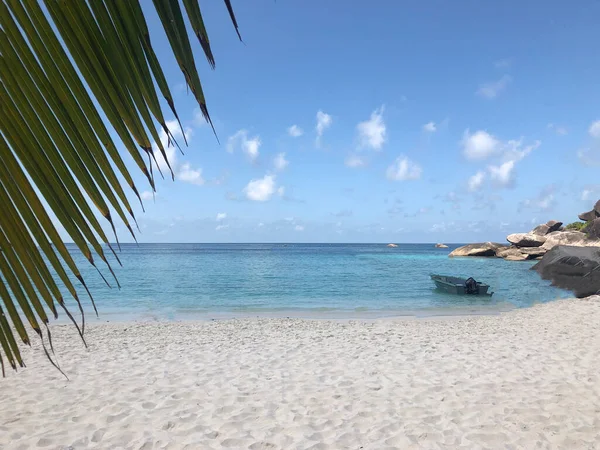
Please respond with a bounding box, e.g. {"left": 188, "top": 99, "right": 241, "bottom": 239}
{"left": 2, "top": 297, "right": 600, "bottom": 449}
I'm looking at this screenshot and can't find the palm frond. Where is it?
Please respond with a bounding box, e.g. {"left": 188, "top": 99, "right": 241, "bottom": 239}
{"left": 0, "top": 0, "right": 241, "bottom": 375}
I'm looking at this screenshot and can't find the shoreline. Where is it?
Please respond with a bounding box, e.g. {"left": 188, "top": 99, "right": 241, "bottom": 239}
{"left": 2, "top": 296, "right": 600, "bottom": 449}
{"left": 56, "top": 302, "right": 520, "bottom": 325}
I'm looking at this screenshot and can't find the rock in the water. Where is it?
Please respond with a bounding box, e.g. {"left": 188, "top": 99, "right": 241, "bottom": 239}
{"left": 587, "top": 218, "right": 600, "bottom": 240}
{"left": 531, "top": 246, "right": 600, "bottom": 298}
{"left": 506, "top": 233, "right": 546, "bottom": 247}
{"left": 386, "top": 243, "right": 398, "bottom": 248}
{"left": 545, "top": 220, "right": 563, "bottom": 233}
{"left": 531, "top": 224, "right": 550, "bottom": 236}
{"left": 504, "top": 253, "right": 529, "bottom": 261}
{"left": 435, "top": 243, "right": 449, "bottom": 248}
{"left": 449, "top": 242, "right": 507, "bottom": 257}
{"left": 496, "top": 246, "right": 523, "bottom": 258}
{"left": 541, "top": 230, "right": 600, "bottom": 250}
{"left": 579, "top": 210, "right": 598, "bottom": 222}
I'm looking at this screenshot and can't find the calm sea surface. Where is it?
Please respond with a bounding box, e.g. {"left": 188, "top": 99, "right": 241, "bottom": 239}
{"left": 58, "top": 243, "right": 572, "bottom": 322}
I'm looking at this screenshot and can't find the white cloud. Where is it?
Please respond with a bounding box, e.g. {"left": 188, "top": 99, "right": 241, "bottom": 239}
{"left": 152, "top": 119, "right": 207, "bottom": 187}
{"left": 518, "top": 186, "right": 557, "bottom": 212}
{"left": 578, "top": 147, "right": 600, "bottom": 166}
{"left": 465, "top": 138, "right": 539, "bottom": 191}
{"left": 215, "top": 224, "right": 229, "bottom": 231}
{"left": 315, "top": 110, "right": 332, "bottom": 146}
{"left": 216, "top": 212, "right": 227, "bottom": 221}
{"left": 294, "top": 225, "right": 305, "bottom": 231}
{"left": 547, "top": 123, "right": 568, "bottom": 136}
{"left": 273, "top": 152, "right": 289, "bottom": 171}
{"left": 140, "top": 191, "right": 154, "bottom": 201}
{"left": 345, "top": 154, "right": 365, "bottom": 168}
{"left": 494, "top": 59, "right": 512, "bottom": 69}
{"left": 422, "top": 122, "right": 437, "bottom": 133}
{"left": 581, "top": 185, "right": 600, "bottom": 202}
{"left": 155, "top": 120, "right": 193, "bottom": 174}
{"left": 227, "top": 129, "right": 261, "bottom": 162}
{"left": 177, "top": 162, "right": 204, "bottom": 185}
{"left": 258, "top": 222, "right": 264, "bottom": 227}
{"left": 468, "top": 171, "right": 486, "bottom": 192}
{"left": 487, "top": 139, "right": 540, "bottom": 188}
{"left": 589, "top": 120, "right": 600, "bottom": 138}
{"left": 277, "top": 186, "right": 285, "bottom": 197}
{"left": 488, "top": 161, "right": 515, "bottom": 187}
{"left": 357, "top": 106, "right": 386, "bottom": 150}
{"left": 386, "top": 156, "right": 422, "bottom": 181}
{"left": 461, "top": 130, "right": 500, "bottom": 160}
{"left": 477, "top": 75, "right": 512, "bottom": 99}
{"left": 244, "top": 174, "right": 277, "bottom": 202}
{"left": 287, "top": 125, "right": 304, "bottom": 137}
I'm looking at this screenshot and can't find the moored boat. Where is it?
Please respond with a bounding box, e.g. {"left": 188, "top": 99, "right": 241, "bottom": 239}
{"left": 430, "top": 274, "right": 493, "bottom": 296}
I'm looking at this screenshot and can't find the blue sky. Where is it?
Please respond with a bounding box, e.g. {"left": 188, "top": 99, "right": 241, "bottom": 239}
{"left": 107, "top": 0, "right": 600, "bottom": 243}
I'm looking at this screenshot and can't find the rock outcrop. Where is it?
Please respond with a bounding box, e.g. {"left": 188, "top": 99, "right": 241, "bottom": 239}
{"left": 447, "top": 199, "right": 600, "bottom": 262}
{"left": 435, "top": 243, "right": 448, "bottom": 248}
{"left": 386, "top": 243, "right": 398, "bottom": 248}
{"left": 587, "top": 218, "right": 600, "bottom": 240}
{"left": 449, "top": 242, "right": 507, "bottom": 257}
{"left": 507, "top": 233, "right": 546, "bottom": 247}
{"left": 531, "top": 246, "right": 600, "bottom": 298}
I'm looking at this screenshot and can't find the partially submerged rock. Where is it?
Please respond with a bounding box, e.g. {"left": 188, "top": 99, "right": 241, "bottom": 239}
{"left": 386, "top": 243, "right": 398, "bottom": 248}
{"left": 435, "top": 243, "right": 448, "bottom": 248}
{"left": 532, "top": 246, "right": 600, "bottom": 298}
{"left": 506, "top": 233, "right": 546, "bottom": 247}
{"left": 449, "top": 242, "right": 507, "bottom": 257}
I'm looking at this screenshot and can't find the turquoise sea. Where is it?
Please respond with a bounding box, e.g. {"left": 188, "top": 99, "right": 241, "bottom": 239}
{"left": 61, "top": 243, "right": 572, "bottom": 322}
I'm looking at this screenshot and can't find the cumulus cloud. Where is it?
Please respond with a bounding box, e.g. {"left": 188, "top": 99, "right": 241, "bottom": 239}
{"left": 287, "top": 125, "right": 303, "bottom": 137}
{"left": 273, "top": 152, "right": 289, "bottom": 171}
{"left": 357, "top": 106, "right": 386, "bottom": 150}
{"left": 227, "top": 129, "right": 261, "bottom": 162}
{"left": 518, "top": 185, "right": 557, "bottom": 212}
{"left": 152, "top": 119, "right": 208, "bottom": 187}
{"left": 547, "top": 123, "right": 568, "bottom": 136}
{"left": 386, "top": 156, "right": 422, "bottom": 181}
{"left": 315, "top": 110, "right": 332, "bottom": 146}
{"left": 140, "top": 191, "right": 154, "bottom": 201}
{"left": 581, "top": 185, "right": 600, "bottom": 201}
{"left": 589, "top": 120, "right": 600, "bottom": 138}
{"left": 468, "top": 171, "right": 486, "bottom": 192}
{"left": 422, "top": 122, "right": 437, "bottom": 133}
{"left": 216, "top": 213, "right": 227, "bottom": 221}
{"left": 461, "top": 130, "right": 500, "bottom": 160}
{"left": 243, "top": 174, "right": 277, "bottom": 202}
{"left": 476, "top": 75, "right": 512, "bottom": 99}
{"left": 494, "top": 59, "right": 512, "bottom": 69}
{"left": 345, "top": 154, "right": 365, "bottom": 168}
{"left": 178, "top": 163, "right": 204, "bottom": 185}
{"left": 488, "top": 139, "right": 540, "bottom": 188}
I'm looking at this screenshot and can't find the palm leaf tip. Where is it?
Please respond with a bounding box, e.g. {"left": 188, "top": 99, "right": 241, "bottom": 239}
{"left": 1, "top": 0, "right": 242, "bottom": 375}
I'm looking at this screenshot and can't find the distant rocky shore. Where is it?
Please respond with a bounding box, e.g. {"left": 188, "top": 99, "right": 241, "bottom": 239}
{"left": 448, "top": 199, "right": 600, "bottom": 297}
{"left": 449, "top": 199, "right": 600, "bottom": 262}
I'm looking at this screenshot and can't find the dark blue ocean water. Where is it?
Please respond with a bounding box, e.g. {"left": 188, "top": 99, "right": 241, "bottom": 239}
{"left": 62, "top": 243, "right": 571, "bottom": 321}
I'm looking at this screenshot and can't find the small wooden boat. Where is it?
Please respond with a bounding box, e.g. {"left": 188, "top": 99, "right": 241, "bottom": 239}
{"left": 430, "top": 274, "right": 493, "bottom": 296}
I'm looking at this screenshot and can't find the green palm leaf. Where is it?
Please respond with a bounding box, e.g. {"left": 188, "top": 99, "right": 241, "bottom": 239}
{"left": 0, "top": 0, "right": 241, "bottom": 375}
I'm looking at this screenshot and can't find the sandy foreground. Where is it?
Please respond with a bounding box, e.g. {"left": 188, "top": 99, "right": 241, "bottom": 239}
{"left": 1, "top": 298, "right": 600, "bottom": 450}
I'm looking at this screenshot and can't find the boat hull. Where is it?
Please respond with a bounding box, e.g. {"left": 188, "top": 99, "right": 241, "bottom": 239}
{"left": 430, "top": 275, "right": 493, "bottom": 297}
